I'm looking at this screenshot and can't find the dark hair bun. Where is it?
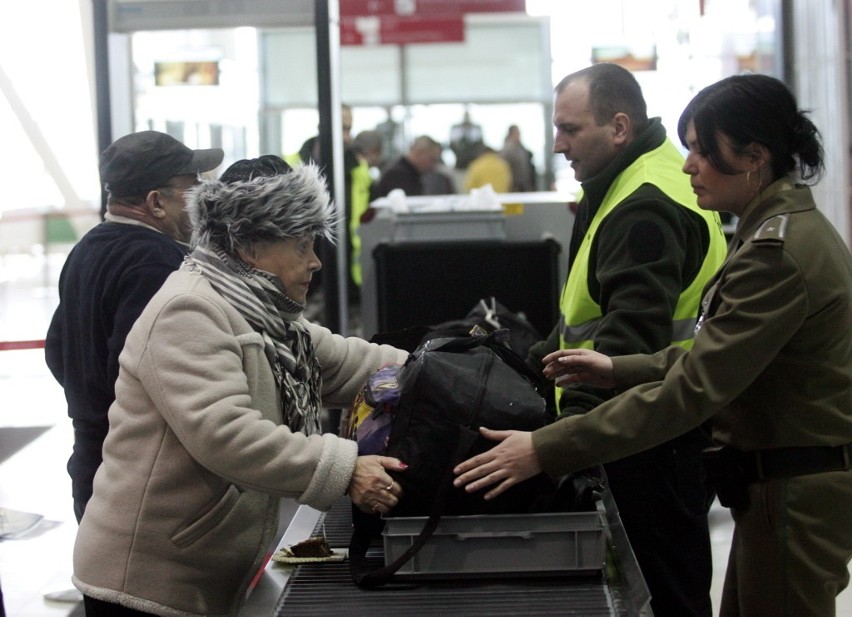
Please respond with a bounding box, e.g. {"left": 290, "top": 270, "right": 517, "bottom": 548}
{"left": 220, "top": 155, "right": 293, "bottom": 184}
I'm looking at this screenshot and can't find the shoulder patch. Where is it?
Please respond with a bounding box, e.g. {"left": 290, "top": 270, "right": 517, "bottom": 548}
{"left": 752, "top": 214, "right": 789, "bottom": 244}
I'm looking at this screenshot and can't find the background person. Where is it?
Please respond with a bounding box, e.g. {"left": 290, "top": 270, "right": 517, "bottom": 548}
{"left": 523, "top": 63, "right": 728, "bottom": 617}
{"left": 463, "top": 143, "right": 513, "bottom": 193}
{"left": 351, "top": 129, "right": 385, "bottom": 173}
{"left": 448, "top": 109, "right": 483, "bottom": 171}
{"left": 72, "top": 157, "right": 409, "bottom": 617}
{"left": 348, "top": 129, "right": 385, "bottom": 298}
{"left": 285, "top": 104, "right": 364, "bottom": 305}
{"left": 421, "top": 149, "right": 457, "bottom": 196}
{"left": 501, "top": 124, "right": 536, "bottom": 192}
{"left": 374, "top": 107, "right": 404, "bottom": 168}
{"left": 375, "top": 135, "right": 442, "bottom": 197}
{"left": 45, "top": 130, "right": 224, "bottom": 523}
{"left": 289, "top": 103, "right": 355, "bottom": 167}
{"left": 455, "top": 73, "right": 852, "bottom": 617}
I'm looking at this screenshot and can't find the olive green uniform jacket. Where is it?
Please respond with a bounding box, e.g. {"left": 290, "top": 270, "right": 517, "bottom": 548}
{"left": 533, "top": 178, "right": 851, "bottom": 467}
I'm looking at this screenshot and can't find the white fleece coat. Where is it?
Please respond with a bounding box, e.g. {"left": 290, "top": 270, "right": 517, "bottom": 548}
{"left": 72, "top": 269, "right": 408, "bottom": 616}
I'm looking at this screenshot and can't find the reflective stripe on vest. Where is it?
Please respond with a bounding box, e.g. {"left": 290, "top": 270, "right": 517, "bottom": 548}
{"left": 349, "top": 161, "right": 373, "bottom": 286}
{"left": 560, "top": 315, "right": 700, "bottom": 347}
{"left": 556, "top": 138, "right": 727, "bottom": 406}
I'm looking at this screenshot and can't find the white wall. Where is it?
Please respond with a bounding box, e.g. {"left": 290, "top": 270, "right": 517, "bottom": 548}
{"left": 790, "top": 0, "right": 851, "bottom": 246}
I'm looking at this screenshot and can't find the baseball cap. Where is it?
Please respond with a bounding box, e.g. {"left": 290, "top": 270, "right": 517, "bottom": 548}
{"left": 99, "top": 130, "right": 224, "bottom": 198}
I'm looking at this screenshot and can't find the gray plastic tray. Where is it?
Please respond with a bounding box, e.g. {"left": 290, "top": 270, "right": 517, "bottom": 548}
{"left": 383, "top": 511, "right": 606, "bottom": 579}
{"left": 392, "top": 211, "right": 506, "bottom": 242}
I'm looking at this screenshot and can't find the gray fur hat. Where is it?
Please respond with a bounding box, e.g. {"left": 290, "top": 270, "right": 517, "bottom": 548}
{"left": 188, "top": 161, "right": 336, "bottom": 253}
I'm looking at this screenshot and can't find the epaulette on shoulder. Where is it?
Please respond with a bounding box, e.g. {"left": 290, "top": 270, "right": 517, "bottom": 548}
{"left": 752, "top": 214, "right": 789, "bottom": 245}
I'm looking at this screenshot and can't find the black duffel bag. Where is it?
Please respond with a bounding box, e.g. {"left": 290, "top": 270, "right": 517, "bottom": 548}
{"left": 369, "top": 296, "right": 543, "bottom": 359}
{"left": 349, "top": 330, "right": 583, "bottom": 587}
{"left": 387, "top": 330, "right": 552, "bottom": 516}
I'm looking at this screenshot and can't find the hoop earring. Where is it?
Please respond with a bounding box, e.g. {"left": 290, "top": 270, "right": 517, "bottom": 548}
{"left": 746, "top": 169, "right": 762, "bottom": 195}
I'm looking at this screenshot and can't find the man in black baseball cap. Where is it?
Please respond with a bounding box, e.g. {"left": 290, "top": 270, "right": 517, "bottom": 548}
{"left": 46, "top": 131, "right": 224, "bottom": 523}
{"left": 100, "top": 130, "right": 224, "bottom": 200}
{"left": 98, "top": 130, "right": 224, "bottom": 243}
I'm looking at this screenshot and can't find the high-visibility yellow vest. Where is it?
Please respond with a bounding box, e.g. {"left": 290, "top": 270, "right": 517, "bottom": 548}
{"left": 283, "top": 152, "right": 303, "bottom": 168}
{"left": 557, "top": 139, "right": 727, "bottom": 408}
{"left": 284, "top": 153, "right": 373, "bottom": 288}
{"left": 349, "top": 160, "right": 372, "bottom": 286}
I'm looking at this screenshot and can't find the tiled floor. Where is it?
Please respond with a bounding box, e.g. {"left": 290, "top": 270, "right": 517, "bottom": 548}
{"left": 0, "top": 252, "right": 88, "bottom": 617}
{"left": 0, "top": 252, "right": 850, "bottom": 616}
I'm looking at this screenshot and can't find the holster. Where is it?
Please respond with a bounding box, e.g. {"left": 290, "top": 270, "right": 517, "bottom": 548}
{"left": 701, "top": 445, "right": 750, "bottom": 509}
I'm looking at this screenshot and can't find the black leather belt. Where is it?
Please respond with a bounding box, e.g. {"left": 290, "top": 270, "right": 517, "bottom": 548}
{"left": 740, "top": 443, "right": 852, "bottom": 483}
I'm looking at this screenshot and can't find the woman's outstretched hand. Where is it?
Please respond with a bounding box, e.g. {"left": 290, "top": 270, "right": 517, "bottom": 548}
{"left": 453, "top": 428, "right": 540, "bottom": 500}
{"left": 542, "top": 348, "right": 615, "bottom": 389}
{"left": 349, "top": 455, "right": 407, "bottom": 515}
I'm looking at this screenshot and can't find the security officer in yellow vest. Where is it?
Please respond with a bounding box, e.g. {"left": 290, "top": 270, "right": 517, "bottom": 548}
{"left": 524, "top": 63, "right": 727, "bottom": 617}
{"left": 349, "top": 130, "right": 385, "bottom": 290}
{"left": 285, "top": 104, "right": 373, "bottom": 305}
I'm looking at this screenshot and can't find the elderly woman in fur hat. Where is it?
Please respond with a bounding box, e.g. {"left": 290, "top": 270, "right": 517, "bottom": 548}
{"left": 72, "top": 156, "right": 409, "bottom": 617}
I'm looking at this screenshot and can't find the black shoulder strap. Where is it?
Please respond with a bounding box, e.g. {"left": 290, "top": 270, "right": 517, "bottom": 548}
{"left": 349, "top": 426, "right": 479, "bottom": 587}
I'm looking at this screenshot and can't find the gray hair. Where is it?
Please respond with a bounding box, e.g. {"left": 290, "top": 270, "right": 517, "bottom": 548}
{"left": 352, "top": 130, "right": 383, "bottom": 155}
{"left": 410, "top": 135, "right": 441, "bottom": 153}
{"left": 188, "top": 162, "right": 336, "bottom": 254}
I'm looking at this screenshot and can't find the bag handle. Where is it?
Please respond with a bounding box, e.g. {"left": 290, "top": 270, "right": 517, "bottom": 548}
{"left": 349, "top": 426, "right": 479, "bottom": 587}
{"left": 420, "top": 330, "right": 543, "bottom": 389}
{"left": 418, "top": 331, "right": 494, "bottom": 354}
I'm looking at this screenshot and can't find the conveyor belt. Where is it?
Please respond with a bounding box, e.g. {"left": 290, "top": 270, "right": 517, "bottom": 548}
{"left": 273, "top": 492, "right": 651, "bottom": 616}
{"left": 308, "top": 497, "right": 359, "bottom": 548}
{"left": 276, "top": 558, "right": 612, "bottom": 616}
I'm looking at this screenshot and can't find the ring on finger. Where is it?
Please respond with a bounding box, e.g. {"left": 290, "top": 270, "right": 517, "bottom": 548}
{"left": 385, "top": 482, "right": 394, "bottom": 492}
{"left": 371, "top": 502, "right": 380, "bottom": 512}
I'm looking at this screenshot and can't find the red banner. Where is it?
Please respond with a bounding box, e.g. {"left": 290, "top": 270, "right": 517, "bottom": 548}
{"left": 341, "top": 15, "right": 465, "bottom": 45}
{"left": 340, "top": 0, "right": 526, "bottom": 18}
{"left": 340, "top": 0, "right": 525, "bottom": 46}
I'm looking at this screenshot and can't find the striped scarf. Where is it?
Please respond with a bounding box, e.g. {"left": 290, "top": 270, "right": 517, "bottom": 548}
{"left": 181, "top": 246, "right": 322, "bottom": 435}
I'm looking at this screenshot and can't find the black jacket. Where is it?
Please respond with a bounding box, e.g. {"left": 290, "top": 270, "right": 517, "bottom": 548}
{"left": 528, "top": 119, "right": 712, "bottom": 414}
{"left": 45, "top": 221, "right": 186, "bottom": 505}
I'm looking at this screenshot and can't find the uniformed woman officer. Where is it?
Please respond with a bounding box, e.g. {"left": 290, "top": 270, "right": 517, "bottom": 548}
{"left": 454, "top": 73, "right": 852, "bottom": 617}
